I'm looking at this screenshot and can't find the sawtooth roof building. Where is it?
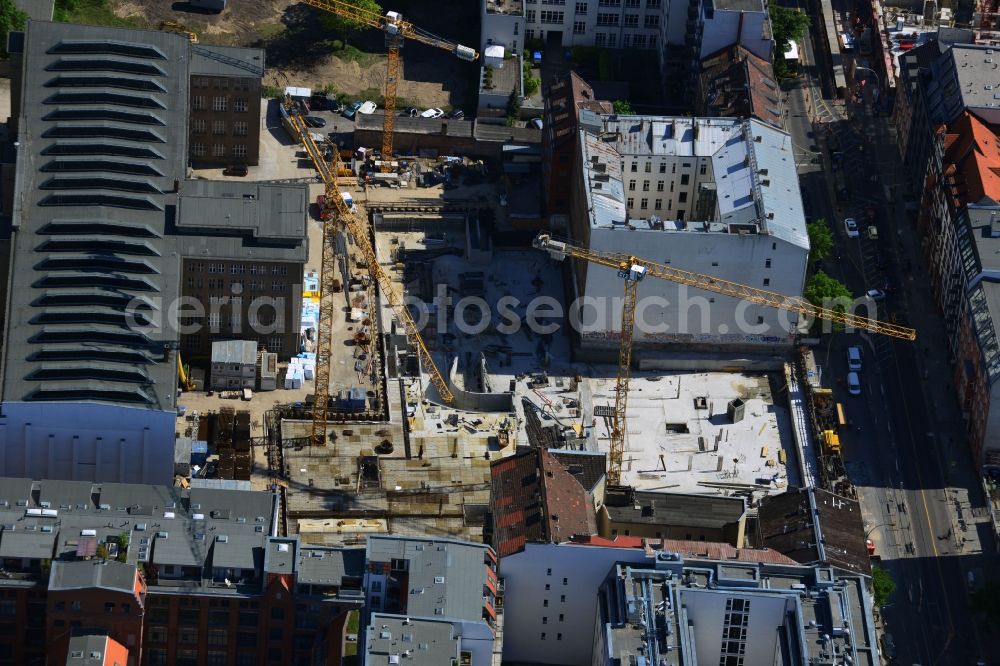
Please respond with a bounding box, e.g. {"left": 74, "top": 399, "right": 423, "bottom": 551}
{"left": 0, "top": 21, "right": 307, "bottom": 484}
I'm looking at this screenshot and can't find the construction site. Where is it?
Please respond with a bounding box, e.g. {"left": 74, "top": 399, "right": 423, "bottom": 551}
{"left": 166, "top": 1, "right": 919, "bottom": 553}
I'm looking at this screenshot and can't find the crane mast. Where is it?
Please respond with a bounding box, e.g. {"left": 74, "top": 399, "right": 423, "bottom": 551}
{"left": 299, "top": 0, "right": 478, "bottom": 169}
{"left": 284, "top": 104, "right": 454, "bottom": 449}
{"left": 533, "top": 233, "right": 917, "bottom": 484}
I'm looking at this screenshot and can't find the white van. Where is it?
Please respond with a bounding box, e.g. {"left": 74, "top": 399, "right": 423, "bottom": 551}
{"left": 847, "top": 346, "right": 862, "bottom": 371}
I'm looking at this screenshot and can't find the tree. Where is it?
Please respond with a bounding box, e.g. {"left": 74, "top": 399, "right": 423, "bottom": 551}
{"left": 0, "top": 0, "right": 27, "bottom": 59}
{"left": 317, "top": 0, "right": 383, "bottom": 37}
{"left": 613, "top": 100, "right": 633, "bottom": 115}
{"left": 807, "top": 219, "right": 833, "bottom": 264}
{"left": 803, "top": 270, "right": 851, "bottom": 307}
{"left": 505, "top": 88, "right": 521, "bottom": 126}
{"left": 769, "top": 5, "right": 810, "bottom": 54}
{"left": 871, "top": 566, "right": 896, "bottom": 607}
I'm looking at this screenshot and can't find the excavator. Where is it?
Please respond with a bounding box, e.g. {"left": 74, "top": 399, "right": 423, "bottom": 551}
{"left": 177, "top": 353, "right": 196, "bottom": 392}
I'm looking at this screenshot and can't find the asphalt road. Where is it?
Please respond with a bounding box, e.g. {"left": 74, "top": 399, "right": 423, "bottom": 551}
{"left": 780, "top": 2, "right": 1000, "bottom": 661}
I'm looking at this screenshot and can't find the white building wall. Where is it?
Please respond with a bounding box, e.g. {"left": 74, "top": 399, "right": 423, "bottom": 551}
{"left": 700, "top": 10, "right": 772, "bottom": 60}
{"left": 499, "top": 543, "right": 650, "bottom": 665}
{"left": 0, "top": 402, "right": 175, "bottom": 484}
{"left": 453, "top": 620, "right": 495, "bottom": 666}
{"left": 678, "top": 589, "right": 793, "bottom": 665}
{"left": 481, "top": 5, "right": 526, "bottom": 54}
{"left": 581, "top": 227, "right": 806, "bottom": 346}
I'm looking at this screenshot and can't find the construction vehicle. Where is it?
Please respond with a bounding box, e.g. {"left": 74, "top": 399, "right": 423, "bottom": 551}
{"left": 299, "top": 1, "right": 478, "bottom": 170}
{"left": 177, "top": 353, "right": 196, "bottom": 392}
{"left": 158, "top": 20, "right": 199, "bottom": 43}
{"left": 282, "top": 99, "right": 454, "bottom": 448}
{"left": 532, "top": 233, "right": 917, "bottom": 486}
{"left": 821, "top": 429, "right": 841, "bottom": 456}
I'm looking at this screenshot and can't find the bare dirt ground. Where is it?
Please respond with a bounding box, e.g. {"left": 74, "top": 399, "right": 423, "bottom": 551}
{"left": 110, "top": 0, "right": 478, "bottom": 109}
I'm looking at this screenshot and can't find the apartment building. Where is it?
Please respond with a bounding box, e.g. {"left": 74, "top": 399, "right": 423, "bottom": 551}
{"left": 698, "top": 43, "right": 783, "bottom": 128}
{"left": 0, "top": 22, "right": 307, "bottom": 484}
{"left": 541, "top": 71, "right": 612, "bottom": 218}
{"left": 362, "top": 536, "right": 501, "bottom": 666}
{"left": 189, "top": 46, "right": 264, "bottom": 167}
{"left": 0, "top": 478, "right": 365, "bottom": 666}
{"left": 918, "top": 111, "right": 1000, "bottom": 466}
{"left": 567, "top": 115, "right": 808, "bottom": 351}
{"left": 596, "top": 486, "right": 747, "bottom": 545}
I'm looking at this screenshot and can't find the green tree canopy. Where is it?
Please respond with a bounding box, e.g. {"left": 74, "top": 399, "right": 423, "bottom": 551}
{"left": 871, "top": 566, "right": 896, "bottom": 607}
{"left": 613, "top": 99, "right": 634, "bottom": 115}
{"left": 318, "top": 0, "right": 383, "bottom": 35}
{"left": 807, "top": 219, "right": 834, "bottom": 264}
{"left": 0, "top": 0, "right": 27, "bottom": 59}
{"left": 769, "top": 5, "right": 810, "bottom": 54}
{"left": 803, "top": 270, "right": 852, "bottom": 307}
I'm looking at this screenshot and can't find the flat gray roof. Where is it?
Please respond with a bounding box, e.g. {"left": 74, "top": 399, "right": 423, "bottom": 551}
{"left": 2, "top": 21, "right": 306, "bottom": 411}
{"left": 190, "top": 44, "right": 265, "bottom": 78}
{"left": 366, "top": 536, "right": 490, "bottom": 622}
{"left": 211, "top": 339, "right": 257, "bottom": 366}
{"left": 365, "top": 615, "right": 459, "bottom": 666}
{"left": 50, "top": 559, "right": 136, "bottom": 593}
{"left": 604, "top": 490, "right": 746, "bottom": 529}
{"left": 297, "top": 545, "right": 365, "bottom": 586}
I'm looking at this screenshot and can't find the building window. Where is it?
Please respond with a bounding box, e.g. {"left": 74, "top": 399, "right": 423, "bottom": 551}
{"left": 546, "top": 568, "right": 552, "bottom": 576}
{"left": 626, "top": 197, "right": 634, "bottom": 208}
{"left": 192, "top": 96, "right": 206, "bottom": 111}
{"left": 147, "top": 650, "right": 168, "bottom": 666}
{"left": 104, "top": 603, "right": 115, "bottom": 613}
{"left": 268, "top": 336, "right": 283, "bottom": 352}
{"left": 575, "top": 1, "right": 588, "bottom": 12}
{"left": 573, "top": 20, "right": 586, "bottom": 33}
{"left": 595, "top": 32, "right": 607, "bottom": 46}
{"left": 642, "top": 180, "right": 650, "bottom": 191}
{"left": 647, "top": 0, "right": 661, "bottom": 6}
{"left": 213, "top": 96, "right": 228, "bottom": 112}
{"left": 644, "top": 14, "right": 659, "bottom": 28}
{"left": 234, "top": 97, "right": 248, "bottom": 112}
{"left": 192, "top": 143, "right": 206, "bottom": 157}
{"left": 233, "top": 144, "right": 248, "bottom": 158}
{"left": 234, "top": 120, "right": 248, "bottom": 136}
{"left": 540, "top": 10, "right": 564, "bottom": 23}
{"left": 656, "top": 181, "right": 664, "bottom": 192}
{"left": 598, "top": 0, "right": 620, "bottom": 5}
{"left": 541, "top": 633, "right": 546, "bottom": 640}
{"left": 208, "top": 629, "right": 227, "bottom": 646}
{"left": 630, "top": 162, "right": 637, "bottom": 173}
{"left": 622, "top": 34, "right": 631, "bottom": 48}
{"left": 655, "top": 199, "right": 662, "bottom": 210}
{"left": 557, "top": 633, "right": 563, "bottom": 640}
{"left": 763, "top": 278, "right": 770, "bottom": 287}
{"left": 560, "top": 594, "right": 566, "bottom": 602}
{"left": 634, "top": 34, "right": 647, "bottom": 47}
{"left": 681, "top": 174, "right": 690, "bottom": 185}
{"left": 212, "top": 120, "right": 226, "bottom": 135}
{"left": 543, "top": 599, "right": 549, "bottom": 607}
{"left": 562, "top": 577, "right": 568, "bottom": 585}
{"left": 542, "top": 616, "right": 548, "bottom": 624}
{"left": 213, "top": 144, "right": 226, "bottom": 157}
{"left": 514, "top": 22, "right": 519, "bottom": 34}
{"left": 628, "top": 179, "right": 636, "bottom": 191}
{"left": 526, "top": 10, "right": 536, "bottom": 21}
{"left": 207, "top": 652, "right": 227, "bottom": 666}
{"left": 192, "top": 118, "right": 206, "bottom": 134}
{"left": 765, "top": 259, "right": 772, "bottom": 268}
{"left": 700, "top": 162, "right": 708, "bottom": 175}
{"left": 624, "top": 13, "right": 638, "bottom": 27}
{"left": 179, "top": 627, "right": 198, "bottom": 644}
{"left": 640, "top": 198, "right": 648, "bottom": 209}
{"left": 679, "top": 192, "right": 688, "bottom": 203}
{"left": 596, "top": 12, "right": 619, "bottom": 25}
{"left": 659, "top": 162, "right": 666, "bottom": 174}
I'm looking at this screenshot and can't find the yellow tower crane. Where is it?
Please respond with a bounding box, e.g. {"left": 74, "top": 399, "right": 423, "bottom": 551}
{"left": 299, "top": 0, "right": 478, "bottom": 171}
{"left": 532, "top": 233, "right": 917, "bottom": 486}
{"left": 283, "top": 100, "right": 454, "bottom": 448}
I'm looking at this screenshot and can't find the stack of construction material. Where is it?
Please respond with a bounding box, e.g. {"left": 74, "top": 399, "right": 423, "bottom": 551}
{"left": 290, "top": 354, "right": 316, "bottom": 380}
{"left": 284, "top": 365, "right": 304, "bottom": 389}
{"left": 214, "top": 406, "right": 236, "bottom": 479}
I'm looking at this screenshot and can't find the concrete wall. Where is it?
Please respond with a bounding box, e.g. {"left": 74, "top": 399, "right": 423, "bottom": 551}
{"left": 578, "top": 227, "right": 806, "bottom": 349}
{"left": 0, "top": 402, "right": 175, "bottom": 484}
{"left": 446, "top": 357, "right": 515, "bottom": 413}
{"left": 453, "top": 619, "right": 496, "bottom": 666}
{"left": 499, "top": 542, "right": 651, "bottom": 665}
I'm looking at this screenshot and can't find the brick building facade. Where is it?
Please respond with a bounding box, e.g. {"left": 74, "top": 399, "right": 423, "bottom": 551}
{"left": 189, "top": 47, "right": 264, "bottom": 167}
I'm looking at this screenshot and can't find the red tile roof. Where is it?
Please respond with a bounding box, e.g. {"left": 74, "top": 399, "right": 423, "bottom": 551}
{"left": 942, "top": 111, "right": 1000, "bottom": 206}
{"left": 566, "top": 534, "right": 797, "bottom": 565}
{"left": 700, "top": 45, "right": 783, "bottom": 128}
{"left": 489, "top": 447, "right": 596, "bottom": 557}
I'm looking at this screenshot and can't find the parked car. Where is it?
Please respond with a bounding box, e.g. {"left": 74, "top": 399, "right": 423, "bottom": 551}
{"left": 880, "top": 633, "right": 897, "bottom": 660}
{"left": 847, "top": 371, "right": 862, "bottom": 396}
{"left": 866, "top": 288, "right": 886, "bottom": 301}
{"left": 420, "top": 107, "right": 444, "bottom": 118}
{"left": 844, "top": 217, "right": 859, "bottom": 238}
{"left": 867, "top": 225, "right": 879, "bottom": 240}
{"left": 847, "top": 346, "right": 862, "bottom": 371}
{"left": 341, "top": 101, "right": 363, "bottom": 119}
{"left": 448, "top": 109, "right": 465, "bottom": 119}
{"left": 223, "top": 164, "right": 248, "bottom": 177}
{"left": 304, "top": 116, "right": 327, "bottom": 128}
{"left": 529, "top": 117, "right": 544, "bottom": 129}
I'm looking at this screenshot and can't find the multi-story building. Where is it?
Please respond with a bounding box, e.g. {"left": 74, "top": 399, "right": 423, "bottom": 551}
{"left": 698, "top": 43, "right": 783, "bottom": 128}
{"left": 597, "top": 486, "right": 747, "bottom": 545}
{"left": 362, "top": 536, "right": 501, "bottom": 666}
{"left": 918, "top": 111, "right": 1000, "bottom": 465}
{"left": 479, "top": 0, "right": 527, "bottom": 121}
{"left": 0, "top": 22, "right": 307, "bottom": 484}
{"left": 541, "top": 72, "right": 612, "bottom": 219}
{"left": 567, "top": 115, "right": 808, "bottom": 352}
{"left": 499, "top": 535, "right": 881, "bottom": 665}
{"left": 592, "top": 554, "right": 880, "bottom": 666}
{"left": 0, "top": 477, "right": 365, "bottom": 666}
{"left": 189, "top": 46, "right": 264, "bottom": 167}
